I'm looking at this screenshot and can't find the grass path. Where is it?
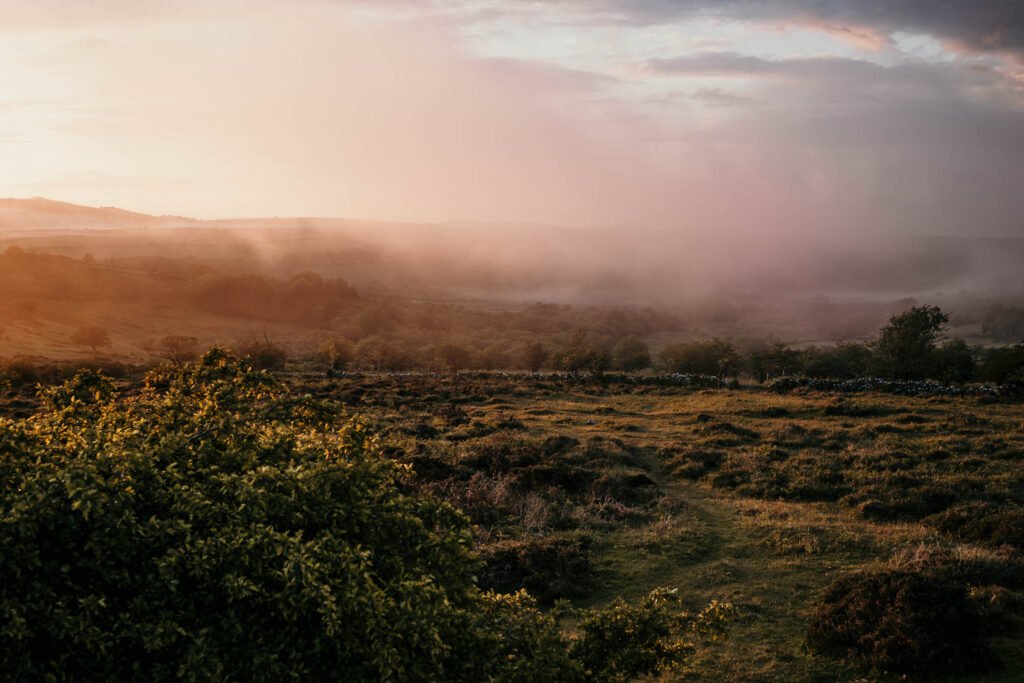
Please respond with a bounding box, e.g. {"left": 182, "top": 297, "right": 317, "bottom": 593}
{"left": 590, "top": 446, "right": 858, "bottom": 681}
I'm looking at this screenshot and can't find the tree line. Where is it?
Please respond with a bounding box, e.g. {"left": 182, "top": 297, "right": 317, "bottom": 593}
{"left": 304, "top": 305, "right": 1023, "bottom": 384}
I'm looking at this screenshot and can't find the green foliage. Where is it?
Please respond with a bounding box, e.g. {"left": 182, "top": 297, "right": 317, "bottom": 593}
{"left": 0, "top": 350, "right": 487, "bottom": 680}
{"left": 572, "top": 590, "right": 732, "bottom": 682}
{"left": 807, "top": 570, "right": 992, "bottom": 676}
{"left": 872, "top": 305, "right": 949, "bottom": 380}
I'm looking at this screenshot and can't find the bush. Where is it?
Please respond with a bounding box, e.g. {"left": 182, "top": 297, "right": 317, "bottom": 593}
{"left": 572, "top": 589, "right": 732, "bottom": 682}
{"left": 0, "top": 353, "right": 489, "bottom": 680}
{"left": 807, "top": 570, "right": 992, "bottom": 675}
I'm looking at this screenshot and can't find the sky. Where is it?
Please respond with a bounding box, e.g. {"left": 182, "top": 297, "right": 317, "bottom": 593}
{"left": 1, "top": 0, "right": 1023, "bottom": 238}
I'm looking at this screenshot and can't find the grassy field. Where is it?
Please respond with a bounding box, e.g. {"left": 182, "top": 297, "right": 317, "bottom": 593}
{"left": 276, "top": 372, "right": 1024, "bottom": 681}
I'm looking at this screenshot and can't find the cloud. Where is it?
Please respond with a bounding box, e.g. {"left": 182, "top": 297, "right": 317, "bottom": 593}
{"left": 479, "top": 1, "right": 1024, "bottom": 59}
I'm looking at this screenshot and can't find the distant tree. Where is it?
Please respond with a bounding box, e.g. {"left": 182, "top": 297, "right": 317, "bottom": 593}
{"left": 551, "top": 329, "right": 609, "bottom": 377}
{"left": 316, "top": 338, "right": 354, "bottom": 371}
{"left": 659, "top": 339, "right": 740, "bottom": 380}
{"left": 872, "top": 305, "right": 949, "bottom": 380}
{"left": 354, "top": 336, "right": 394, "bottom": 372}
{"left": 522, "top": 341, "right": 548, "bottom": 373}
{"left": 612, "top": 336, "right": 651, "bottom": 372}
{"left": 747, "top": 342, "right": 801, "bottom": 382}
{"left": 71, "top": 325, "right": 111, "bottom": 355}
{"left": 156, "top": 335, "right": 200, "bottom": 366}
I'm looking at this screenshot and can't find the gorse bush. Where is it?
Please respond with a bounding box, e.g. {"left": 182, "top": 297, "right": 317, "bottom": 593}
{"left": 0, "top": 352, "right": 480, "bottom": 681}
{"left": 571, "top": 590, "right": 733, "bottom": 682}
{"left": 0, "top": 350, "right": 725, "bottom": 681}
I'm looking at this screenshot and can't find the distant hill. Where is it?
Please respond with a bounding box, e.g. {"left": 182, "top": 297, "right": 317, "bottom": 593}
{"left": 0, "top": 197, "right": 197, "bottom": 232}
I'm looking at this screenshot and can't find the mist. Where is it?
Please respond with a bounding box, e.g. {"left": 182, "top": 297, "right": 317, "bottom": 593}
{"left": 2, "top": 1, "right": 1024, "bottom": 359}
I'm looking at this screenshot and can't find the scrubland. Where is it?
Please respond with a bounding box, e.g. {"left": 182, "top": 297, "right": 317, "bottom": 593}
{"left": 4, "top": 361, "right": 1022, "bottom": 681}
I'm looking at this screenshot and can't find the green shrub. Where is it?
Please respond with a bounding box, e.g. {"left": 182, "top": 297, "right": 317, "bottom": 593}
{"left": 572, "top": 589, "right": 732, "bottom": 682}
{"left": 0, "top": 352, "right": 487, "bottom": 680}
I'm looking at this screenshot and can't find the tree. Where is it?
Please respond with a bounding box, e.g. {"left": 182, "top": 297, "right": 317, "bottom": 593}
{"left": 551, "top": 330, "right": 609, "bottom": 378}
{"left": 156, "top": 335, "right": 200, "bottom": 365}
{"left": 872, "top": 305, "right": 949, "bottom": 380}
{"left": 612, "top": 336, "right": 651, "bottom": 372}
{"left": 70, "top": 325, "right": 111, "bottom": 354}
{"left": 659, "top": 339, "right": 740, "bottom": 380}
{"left": 522, "top": 341, "right": 547, "bottom": 373}
{"left": 747, "top": 342, "right": 801, "bottom": 382}
{"left": 316, "top": 338, "right": 354, "bottom": 371}
{"left": 354, "top": 336, "right": 399, "bottom": 371}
